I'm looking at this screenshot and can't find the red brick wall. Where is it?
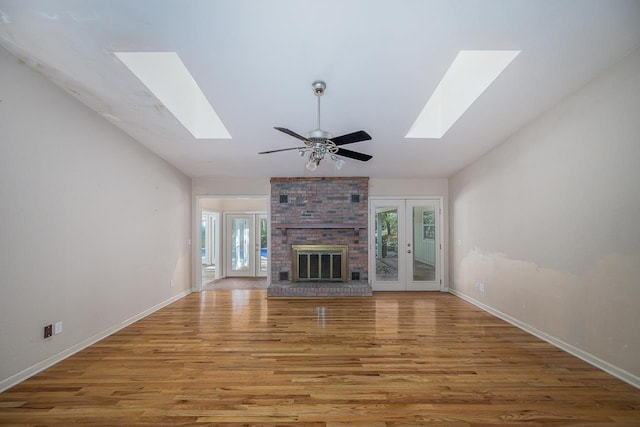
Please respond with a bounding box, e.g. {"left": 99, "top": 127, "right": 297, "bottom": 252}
{"left": 270, "top": 177, "right": 369, "bottom": 283}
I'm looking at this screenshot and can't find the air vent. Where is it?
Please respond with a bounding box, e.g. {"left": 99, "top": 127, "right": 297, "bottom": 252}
{"left": 279, "top": 271, "right": 289, "bottom": 281}
{"left": 280, "top": 194, "right": 288, "bottom": 203}
{"left": 351, "top": 194, "right": 360, "bottom": 203}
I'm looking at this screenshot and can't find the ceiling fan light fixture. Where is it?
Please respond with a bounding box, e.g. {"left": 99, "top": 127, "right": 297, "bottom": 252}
{"left": 331, "top": 155, "right": 346, "bottom": 170}
{"left": 306, "top": 158, "right": 319, "bottom": 171}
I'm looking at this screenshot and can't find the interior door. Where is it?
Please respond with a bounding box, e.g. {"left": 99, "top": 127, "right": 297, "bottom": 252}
{"left": 370, "top": 199, "right": 441, "bottom": 291}
{"left": 225, "top": 213, "right": 267, "bottom": 277}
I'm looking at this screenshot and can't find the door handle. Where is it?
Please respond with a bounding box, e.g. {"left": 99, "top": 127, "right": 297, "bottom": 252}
{"left": 407, "top": 250, "right": 412, "bottom": 253}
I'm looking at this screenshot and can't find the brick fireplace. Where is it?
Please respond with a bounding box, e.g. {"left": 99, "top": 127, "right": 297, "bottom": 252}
{"left": 267, "top": 177, "right": 373, "bottom": 297}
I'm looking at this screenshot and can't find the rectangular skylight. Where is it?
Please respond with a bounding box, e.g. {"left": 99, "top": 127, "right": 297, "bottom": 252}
{"left": 115, "top": 51, "right": 231, "bottom": 139}
{"left": 405, "top": 50, "right": 520, "bottom": 139}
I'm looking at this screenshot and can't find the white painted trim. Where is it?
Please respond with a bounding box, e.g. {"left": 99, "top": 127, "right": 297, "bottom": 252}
{"left": 438, "top": 196, "right": 447, "bottom": 291}
{"left": 448, "top": 289, "right": 640, "bottom": 389}
{"left": 0, "top": 290, "right": 191, "bottom": 393}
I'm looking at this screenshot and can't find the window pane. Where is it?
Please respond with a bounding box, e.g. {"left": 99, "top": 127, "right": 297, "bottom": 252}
{"left": 375, "top": 207, "right": 399, "bottom": 282}
{"left": 413, "top": 206, "right": 435, "bottom": 281}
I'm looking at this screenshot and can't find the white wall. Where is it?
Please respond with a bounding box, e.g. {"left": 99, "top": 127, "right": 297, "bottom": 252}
{"left": 193, "top": 177, "right": 448, "bottom": 199}
{"left": 0, "top": 47, "right": 192, "bottom": 390}
{"left": 200, "top": 198, "right": 266, "bottom": 212}
{"left": 369, "top": 178, "right": 448, "bottom": 198}
{"left": 449, "top": 47, "right": 640, "bottom": 385}
{"left": 193, "top": 176, "right": 270, "bottom": 197}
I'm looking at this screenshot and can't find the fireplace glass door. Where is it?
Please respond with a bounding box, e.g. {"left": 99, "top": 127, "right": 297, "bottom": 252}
{"left": 370, "top": 199, "right": 441, "bottom": 291}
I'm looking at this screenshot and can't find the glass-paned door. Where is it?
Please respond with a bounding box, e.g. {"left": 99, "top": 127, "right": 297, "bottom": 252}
{"left": 225, "top": 213, "right": 268, "bottom": 277}
{"left": 370, "top": 199, "right": 441, "bottom": 291}
{"left": 202, "top": 217, "right": 209, "bottom": 265}
{"left": 372, "top": 201, "right": 404, "bottom": 288}
{"left": 201, "top": 211, "right": 219, "bottom": 283}
{"left": 258, "top": 215, "right": 268, "bottom": 275}
{"left": 406, "top": 200, "right": 439, "bottom": 290}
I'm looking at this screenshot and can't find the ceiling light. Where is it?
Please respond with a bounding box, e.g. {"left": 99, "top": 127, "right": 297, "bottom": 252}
{"left": 306, "top": 158, "right": 319, "bottom": 171}
{"left": 406, "top": 49, "right": 520, "bottom": 139}
{"left": 331, "top": 155, "right": 346, "bottom": 170}
{"left": 114, "top": 51, "right": 231, "bottom": 139}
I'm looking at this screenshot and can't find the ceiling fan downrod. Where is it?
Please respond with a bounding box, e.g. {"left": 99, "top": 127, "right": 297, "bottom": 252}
{"left": 306, "top": 81, "right": 332, "bottom": 141}
{"left": 312, "top": 80, "right": 325, "bottom": 131}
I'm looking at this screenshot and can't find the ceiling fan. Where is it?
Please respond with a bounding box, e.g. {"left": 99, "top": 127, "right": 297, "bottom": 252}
{"left": 259, "top": 80, "right": 372, "bottom": 171}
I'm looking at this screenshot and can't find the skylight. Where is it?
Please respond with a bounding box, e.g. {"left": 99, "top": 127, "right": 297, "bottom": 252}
{"left": 114, "top": 51, "right": 231, "bottom": 139}
{"left": 405, "top": 50, "right": 520, "bottom": 139}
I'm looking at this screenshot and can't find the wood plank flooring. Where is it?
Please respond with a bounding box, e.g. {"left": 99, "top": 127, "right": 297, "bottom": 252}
{"left": 1, "top": 291, "right": 639, "bottom": 425}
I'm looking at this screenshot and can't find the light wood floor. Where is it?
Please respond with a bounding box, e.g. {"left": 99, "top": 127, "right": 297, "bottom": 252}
{"left": 1, "top": 291, "right": 639, "bottom": 425}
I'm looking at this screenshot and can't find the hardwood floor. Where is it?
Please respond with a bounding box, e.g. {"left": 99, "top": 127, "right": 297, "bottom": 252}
{"left": 1, "top": 291, "right": 639, "bottom": 425}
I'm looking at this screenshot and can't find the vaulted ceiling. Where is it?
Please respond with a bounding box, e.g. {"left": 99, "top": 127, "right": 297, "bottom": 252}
{"left": 1, "top": 0, "right": 639, "bottom": 178}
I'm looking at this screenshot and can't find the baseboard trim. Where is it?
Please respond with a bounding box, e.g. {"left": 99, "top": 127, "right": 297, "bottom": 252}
{"left": 0, "top": 290, "right": 191, "bottom": 393}
{"left": 448, "top": 289, "right": 640, "bottom": 389}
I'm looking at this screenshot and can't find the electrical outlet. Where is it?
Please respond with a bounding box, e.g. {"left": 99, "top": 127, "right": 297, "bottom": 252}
{"left": 44, "top": 324, "right": 53, "bottom": 338}
{"left": 54, "top": 321, "right": 62, "bottom": 335}
{"left": 170, "top": 279, "right": 173, "bottom": 288}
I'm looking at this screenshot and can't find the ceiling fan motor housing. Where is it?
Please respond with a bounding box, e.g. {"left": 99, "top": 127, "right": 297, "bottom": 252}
{"left": 305, "top": 128, "right": 333, "bottom": 140}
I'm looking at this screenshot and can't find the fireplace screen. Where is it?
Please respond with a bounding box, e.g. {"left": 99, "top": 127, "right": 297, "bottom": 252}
{"left": 292, "top": 245, "right": 348, "bottom": 283}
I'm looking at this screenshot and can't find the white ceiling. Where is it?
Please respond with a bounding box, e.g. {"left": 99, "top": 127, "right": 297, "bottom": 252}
{"left": 1, "top": 0, "right": 639, "bottom": 179}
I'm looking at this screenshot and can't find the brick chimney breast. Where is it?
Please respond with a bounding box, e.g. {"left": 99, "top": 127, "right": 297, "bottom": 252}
{"left": 269, "top": 177, "right": 369, "bottom": 285}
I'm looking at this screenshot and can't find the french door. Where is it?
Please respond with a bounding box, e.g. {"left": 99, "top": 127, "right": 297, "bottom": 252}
{"left": 225, "top": 213, "right": 268, "bottom": 277}
{"left": 369, "top": 199, "right": 441, "bottom": 291}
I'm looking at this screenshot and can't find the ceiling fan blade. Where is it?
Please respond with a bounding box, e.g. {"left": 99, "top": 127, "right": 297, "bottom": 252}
{"left": 335, "top": 147, "right": 372, "bottom": 162}
{"left": 258, "top": 146, "right": 307, "bottom": 154}
{"left": 329, "top": 130, "right": 372, "bottom": 146}
{"left": 274, "top": 127, "right": 311, "bottom": 142}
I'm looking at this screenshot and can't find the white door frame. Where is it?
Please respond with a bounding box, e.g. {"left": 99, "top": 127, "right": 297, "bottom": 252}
{"left": 369, "top": 197, "right": 444, "bottom": 291}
